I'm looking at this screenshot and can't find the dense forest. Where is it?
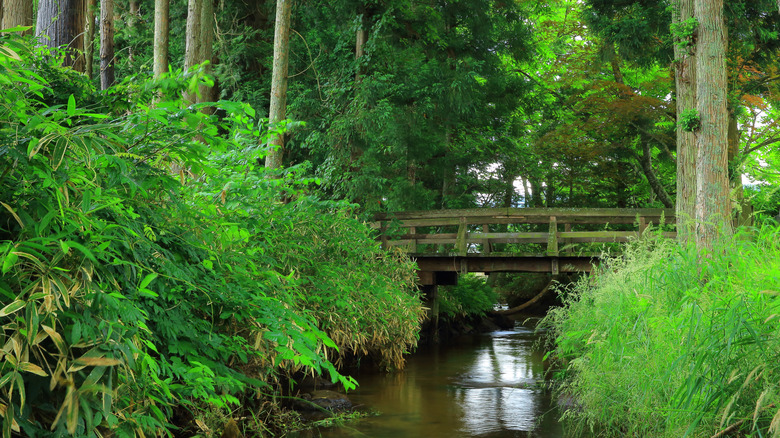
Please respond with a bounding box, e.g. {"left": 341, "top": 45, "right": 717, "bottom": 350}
{"left": 1, "top": 0, "right": 780, "bottom": 436}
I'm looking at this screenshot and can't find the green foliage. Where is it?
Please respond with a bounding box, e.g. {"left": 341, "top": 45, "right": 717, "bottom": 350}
{"left": 544, "top": 226, "right": 780, "bottom": 437}
{"left": 0, "top": 35, "right": 422, "bottom": 437}
{"left": 439, "top": 274, "right": 498, "bottom": 319}
{"left": 671, "top": 17, "right": 699, "bottom": 50}
{"left": 679, "top": 108, "right": 701, "bottom": 132}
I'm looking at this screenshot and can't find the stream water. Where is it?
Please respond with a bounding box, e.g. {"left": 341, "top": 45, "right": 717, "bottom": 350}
{"left": 296, "top": 317, "right": 568, "bottom": 437}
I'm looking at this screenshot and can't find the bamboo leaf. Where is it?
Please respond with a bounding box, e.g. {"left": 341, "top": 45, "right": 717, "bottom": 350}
{"left": 67, "top": 95, "right": 75, "bottom": 118}
{"left": 18, "top": 362, "right": 47, "bottom": 377}
{"left": 1, "top": 253, "right": 18, "bottom": 275}
{"left": 0, "top": 300, "right": 25, "bottom": 317}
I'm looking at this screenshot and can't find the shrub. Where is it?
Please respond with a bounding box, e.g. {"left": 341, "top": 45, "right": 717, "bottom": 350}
{"left": 0, "top": 34, "right": 423, "bottom": 437}
{"left": 544, "top": 226, "right": 780, "bottom": 437}
{"left": 439, "top": 274, "right": 498, "bottom": 319}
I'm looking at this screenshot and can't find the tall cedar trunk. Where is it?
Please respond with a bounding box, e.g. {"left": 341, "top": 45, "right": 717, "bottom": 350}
{"left": 2, "top": 0, "right": 34, "bottom": 34}
{"left": 674, "top": 0, "right": 697, "bottom": 242}
{"left": 529, "top": 177, "right": 543, "bottom": 207}
{"left": 727, "top": 110, "right": 742, "bottom": 194}
{"left": 128, "top": 0, "right": 139, "bottom": 64}
{"left": 84, "top": 0, "right": 96, "bottom": 78}
{"left": 153, "top": 0, "right": 169, "bottom": 79}
{"left": 355, "top": 5, "right": 367, "bottom": 81}
{"left": 503, "top": 167, "right": 515, "bottom": 208}
{"left": 183, "top": 0, "right": 203, "bottom": 105}
{"left": 265, "top": 0, "right": 292, "bottom": 169}
{"left": 99, "top": 0, "right": 115, "bottom": 89}
{"left": 198, "top": 0, "right": 214, "bottom": 109}
{"left": 694, "top": 0, "right": 731, "bottom": 249}
{"left": 36, "top": 0, "right": 87, "bottom": 70}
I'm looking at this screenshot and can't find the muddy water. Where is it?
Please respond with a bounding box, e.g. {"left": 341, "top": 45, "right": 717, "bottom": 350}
{"left": 299, "top": 318, "right": 568, "bottom": 437}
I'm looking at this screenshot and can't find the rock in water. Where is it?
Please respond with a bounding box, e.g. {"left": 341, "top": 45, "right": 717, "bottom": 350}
{"left": 309, "top": 390, "right": 352, "bottom": 411}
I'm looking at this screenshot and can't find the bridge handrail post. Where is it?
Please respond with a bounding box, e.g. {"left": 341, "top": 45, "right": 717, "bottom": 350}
{"left": 409, "top": 226, "right": 417, "bottom": 253}
{"left": 482, "top": 224, "right": 491, "bottom": 254}
{"left": 457, "top": 217, "right": 468, "bottom": 256}
{"left": 547, "top": 216, "right": 559, "bottom": 256}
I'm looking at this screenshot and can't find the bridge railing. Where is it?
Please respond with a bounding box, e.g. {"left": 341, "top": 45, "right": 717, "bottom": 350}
{"left": 372, "top": 208, "right": 676, "bottom": 257}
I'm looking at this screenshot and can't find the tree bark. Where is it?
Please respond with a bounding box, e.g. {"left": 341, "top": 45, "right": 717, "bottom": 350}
{"left": 153, "top": 0, "right": 169, "bottom": 79}
{"left": 36, "top": 0, "right": 87, "bottom": 70}
{"left": 2, "top": 0, "right": 33, "bottom": 34}
{"left": 355, "top": 5, "right": 367, "bottom": 81}
{"left": 694, "top": 0, "right": 731, "bottom": 249}
{"left": 99, "top": 0, "right": 115, "bottom": 89}
{"left": 84, "top": 0, "right": 96, "bottom": 78}
{"left": 198, "top": 0, "right": 215, "bottom": 108}
{"left": 265, "top": 0, "right": 292, "bottom": 169}
{"left": 127, "top": 0, "right": 140, "bottom": 65}
{"left": 674, "top": 0, "right": 697, "bottom": 242}
{"left": 183, "top": 0, "right": 203, "bottom": 105}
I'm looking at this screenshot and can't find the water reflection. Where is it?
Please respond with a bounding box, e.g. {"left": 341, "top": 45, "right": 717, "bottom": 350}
{"left": 295, "top": 320, "right": 565, "bottom": 438}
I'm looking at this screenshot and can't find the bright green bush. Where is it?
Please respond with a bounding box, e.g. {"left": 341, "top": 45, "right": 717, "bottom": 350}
{"left": 0, "top": 34, "right": 422, "bottom": 437}
{"left": 439, "top": 274, "right": 498, "bottom": 319}
{"left": 545, "top": 227, "right": 780, "bottom": 437}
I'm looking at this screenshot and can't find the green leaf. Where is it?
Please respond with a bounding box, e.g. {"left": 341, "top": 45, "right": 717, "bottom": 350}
{"left": 2, "top": 252, "right": 18, "bottom": 274}
{"left": 0, "top": 300, "right": 25, "bottom": 317}
{"left": 26, "top": 137, "right": 39, "bottom": 158}
{"left": 67, "top": 94, "right": 75, "bottom": 117}
{"left": 139, "top": 272, "right": 158, "bottom": 290}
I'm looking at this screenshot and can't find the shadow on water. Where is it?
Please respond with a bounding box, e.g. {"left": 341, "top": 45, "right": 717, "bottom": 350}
{"left": 294, "top": 318, "right": 570, "bottom": 438}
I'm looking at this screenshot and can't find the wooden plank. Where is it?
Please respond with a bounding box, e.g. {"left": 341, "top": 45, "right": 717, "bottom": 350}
{"left": 467, "top": 232, "right": 548, "bottom": 239}
{"left": 376, "top": 207, "right": 675, "bottom": 220}
{"left": 414, "top": 255, "right": 596, "bottom": 273}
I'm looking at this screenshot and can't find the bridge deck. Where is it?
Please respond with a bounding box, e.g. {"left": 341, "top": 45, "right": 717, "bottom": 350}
{"left": 374, "top": 208, "right": 676, "bottom": 284}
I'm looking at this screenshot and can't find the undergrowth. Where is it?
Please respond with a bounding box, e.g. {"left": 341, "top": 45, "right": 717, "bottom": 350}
{"left": 0, "top": 33, "right": 423, "bottom": 437}
{"left": 544, "top": 226, "right": 780, "bottom": 437}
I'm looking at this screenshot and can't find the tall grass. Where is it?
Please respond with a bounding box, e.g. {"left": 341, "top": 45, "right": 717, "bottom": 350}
{"left": 544, "top": 225, "right": 780, "bottom": 437}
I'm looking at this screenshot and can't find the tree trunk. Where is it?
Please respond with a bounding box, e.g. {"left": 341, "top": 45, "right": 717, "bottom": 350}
{"left": 84, "top": 0, "right": 96, "bottom": 78}
{"left": 2, "top": 0, "right": 34, "bottom": 34}
{"left": 265, "top": 0, "right": 292, "bottom": 169}
{"left": 529, "top": 177, "right": 544, "bottom": 207}
{"left": 36, "top": 0, "right": 87, "bottom": 70}
{"left": 355, "top": 5, "right": 367, "bottom": 81}
{"left": 694, "top": 0, "right": 731, "bottom": 249}
{"left": 153, "top": 0, "right": 169, "bottom": 79}
{"left": 183, "top": 0, "right": 203, "bottom": 105}
{"left": 198, "top": 0, "right": 214, "bottom": 107}
{"left": 638, "top": 139, "right": 674, "bottom": 208}
{"left": 674, "top": 0, "right": 697, "bottom": 242}
{"left": 99, "top": 0, "right": 115, "bottom": 89}
{"left": 127, "top": 0, "right": 139, "bottom": 64}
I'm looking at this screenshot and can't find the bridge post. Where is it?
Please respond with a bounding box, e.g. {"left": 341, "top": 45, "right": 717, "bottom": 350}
{"left": 482, "top": 224, "right": 491, "bottom": 254}
{"left": 409, "top": 226, "right": 417, "bottom": 253}
{"left": 547, "top": 216, "right": 559, "bottom": 256}
{"left": 457, "top": 217, "right": 467, "bottom": 256}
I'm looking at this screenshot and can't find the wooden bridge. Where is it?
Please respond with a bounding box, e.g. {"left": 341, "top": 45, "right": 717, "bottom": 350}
{"left": 373, "top": 208, "right": 676, "bottom": 286}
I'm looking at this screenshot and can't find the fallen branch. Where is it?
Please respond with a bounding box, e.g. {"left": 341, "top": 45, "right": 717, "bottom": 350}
{"left": 490, "top": 276, "right": 560, "bottom": 316}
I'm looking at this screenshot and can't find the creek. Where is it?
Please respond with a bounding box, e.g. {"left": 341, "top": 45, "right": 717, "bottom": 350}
{"left": 295, "top": 317, "right": 569, "bottom": 437}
